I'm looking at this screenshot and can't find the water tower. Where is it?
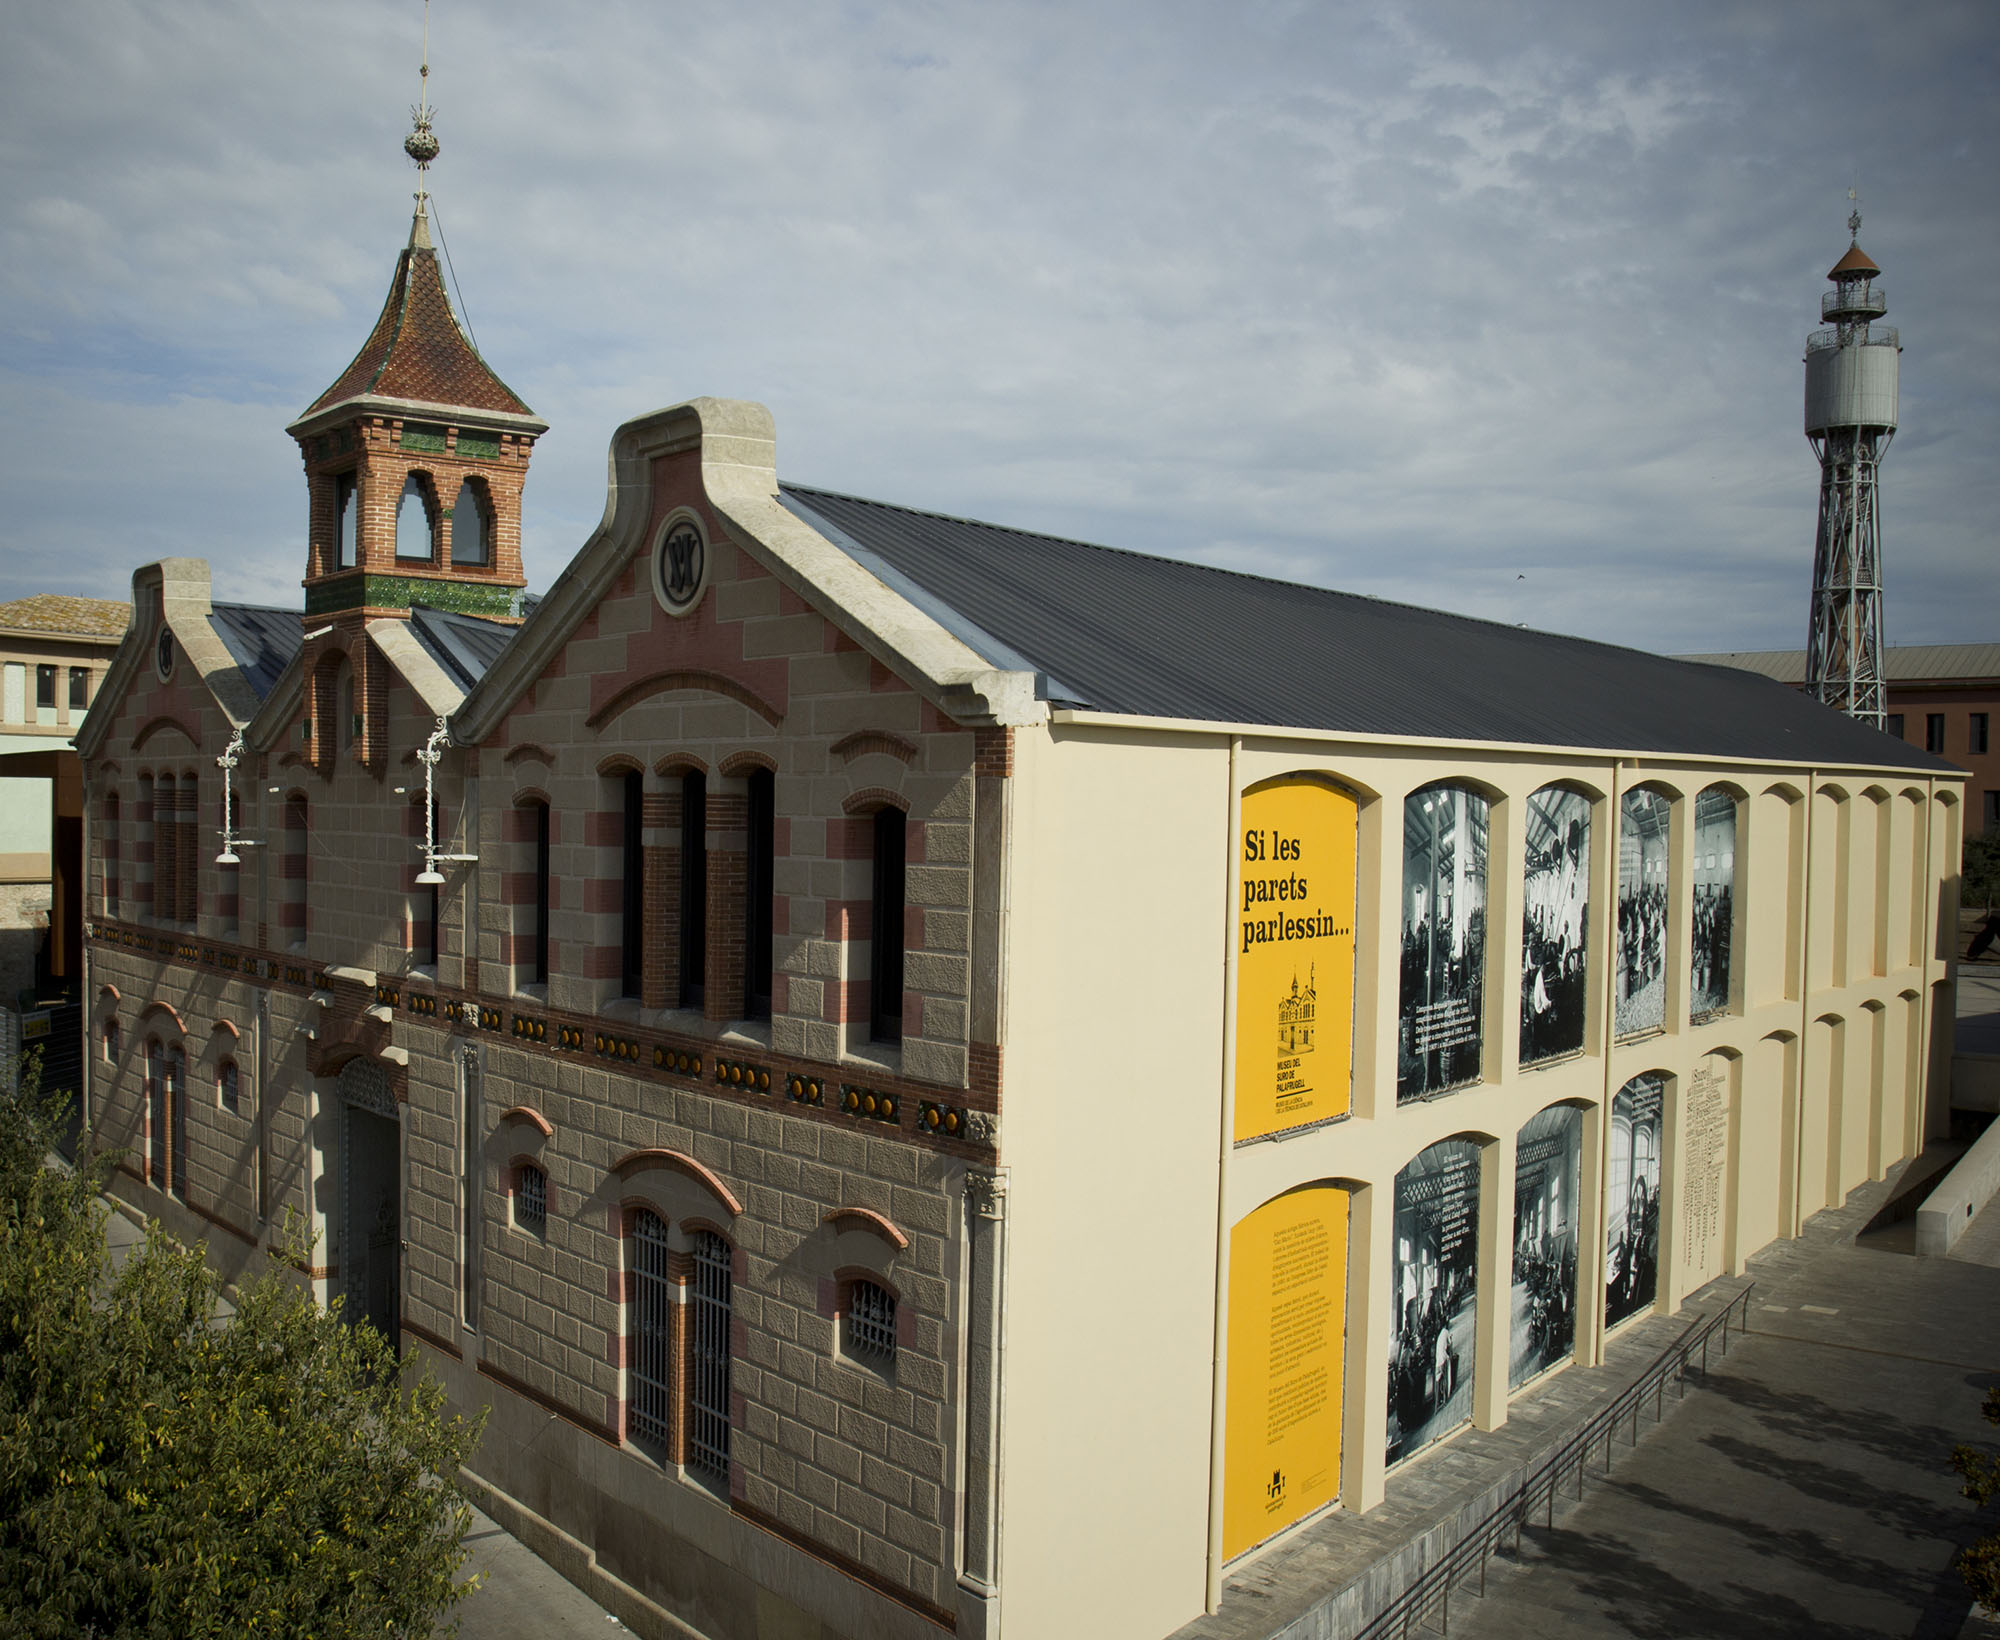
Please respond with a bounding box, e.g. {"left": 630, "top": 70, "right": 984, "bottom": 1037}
{"left": 1803, "top": 206, "right": 1900, "bottom": 728}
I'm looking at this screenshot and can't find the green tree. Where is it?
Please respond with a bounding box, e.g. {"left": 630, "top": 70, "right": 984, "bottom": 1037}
{"left": 1966, "top": 828, "right": 2000, "bottom": 914}
{"left": 1952, "top": 1383, "right": 2000, "bottom": 1609}
{"left": 0, "top": 1062, "right": 484, "bottom": 1637}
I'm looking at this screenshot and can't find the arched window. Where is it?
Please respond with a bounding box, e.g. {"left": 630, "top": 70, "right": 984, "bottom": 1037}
{"left": 687, "top": 1229, "right": 732, "bottom": 1483}
{"left": 450, "top": 479, "right": 490, "bottom": 566}
{"left": 136, "top": 774, "right": 154, "bottom": 919}
{"left": 146, "top": 1039, "right": 166, "bottom": 1185}
{"left": 679, "top": 771, "right": 707, "bottom": 1009}
{"left": 620, "top": 771, "right": 644, "bottom": 999}
{"left": 337, "top": 660, "right": 355, "bottom": 754}
{"left": 218, "top": 1058, "right": 239, "bottom": 1114}
{"left": 1397, "top": 783, "right": 1490, "bottom": 1102}
{"left": 841, "top": 1277, "right": 897, "bottom": 1371}
{"left": 513, "top": 1162, "right": 547, "bottom": 1238}
{"left": 523, "top": 798, "right": 551, "bottom": 986}
{"left": 394, "top": 474, "right": 433, "bottom": 560}
{"left": 103, "top": 1018, "right": 120, "bottom": 1063}
{"left": 1520, "top": 785, "right": 1590, "bottom": 1067}
{"left": 334, "top": 474, "right": 358, "bottom": 569}
{"left": 1616, "top": 789, "right": 1674, "bottom": 1038}
{"left": 1690, "top": 786, "right": 1738, "bottom": 1023}
{"left": 167, "top": 1044, "right": 187, "bottom": 1201}
{"left": 627, "top": 1208, "right": 673, "bottom": 1453}
{"left": 870, "top": 805, "right": 906, "bottom": 1044}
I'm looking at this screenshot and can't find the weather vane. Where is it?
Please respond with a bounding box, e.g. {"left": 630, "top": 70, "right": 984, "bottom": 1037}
{"left": 1847, "top": 184, "right": 1861, "bottom": 244}
{"left": 404, "top": 0, "right": 440, "bottom": 205}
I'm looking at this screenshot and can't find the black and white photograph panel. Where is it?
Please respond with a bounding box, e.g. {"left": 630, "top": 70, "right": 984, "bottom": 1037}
{"left": 1388, "top": 1137, "right": 1481, "bottom": 1464}
{"left": 1520, "top": 785, "right": 1591, "bottom": 1066}
{"left": 1510, "top": 1102, "right": 1583, "bottom": 1389}
{"left": 1615, "top": 788, "right": 1672, "bottom": 1038}
{"left": 1690, "top": 785, "right": 1737, "bottom": 1022}
{"left": 1605, "top": 1073, "right": 1664, "bottom": 1329}
{"left": 1397, "top": 785, "right": 1489, "bottom": 1103}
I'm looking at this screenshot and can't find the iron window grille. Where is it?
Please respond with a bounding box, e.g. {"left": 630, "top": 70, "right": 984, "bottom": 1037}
{"left": 219, "top": 1060, "right": 239, "bottom": 1113}
{"left": 688, "top": 1230, "right": 732, "bottom": 1483}
{"left": 844, "top": 1279, "right": 897, "bottom": 1369}
{"left": 629, "top": 1210, "right": 674, "bottom": 1453}
{"left": 515, "top": 1164, "right": 547, "bottom": 1237}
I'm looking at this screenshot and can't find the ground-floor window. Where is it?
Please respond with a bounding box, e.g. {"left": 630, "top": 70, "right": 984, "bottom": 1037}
{"left": 688, "top": 1230, "right": 732, "bottom": 1482}
{"left": 628, "top": 1209, "right": 673, "bottom": 1454}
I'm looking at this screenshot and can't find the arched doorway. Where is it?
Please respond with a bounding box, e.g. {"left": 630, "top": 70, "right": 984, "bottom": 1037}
{"left": 337, "top": 1058, "right": 401, "bottom": 1351}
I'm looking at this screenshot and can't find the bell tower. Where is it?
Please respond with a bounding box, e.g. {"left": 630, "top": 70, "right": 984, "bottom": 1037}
{"left": 284, "top": 11, "right": 546, "bottom": 777}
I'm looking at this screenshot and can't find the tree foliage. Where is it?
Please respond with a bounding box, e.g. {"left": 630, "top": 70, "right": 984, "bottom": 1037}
{"left": 0, "top": 1065, "right": 484, "bottom": 1637}
{"left": 1951, "top": 1383, "right": 2000, "bottom": 1610}
{"left": 1966, "top": 828, "right": 2000, "bottom": 915}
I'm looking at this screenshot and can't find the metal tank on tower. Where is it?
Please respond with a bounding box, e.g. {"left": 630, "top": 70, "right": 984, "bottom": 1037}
{"left": 1803, "top": 203, "right": 1900, "bottom": 728}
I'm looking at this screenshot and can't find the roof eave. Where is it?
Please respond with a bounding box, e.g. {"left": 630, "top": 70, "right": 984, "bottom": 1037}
{"left": 285, "top": 393, "right": 549, "bottom": 443}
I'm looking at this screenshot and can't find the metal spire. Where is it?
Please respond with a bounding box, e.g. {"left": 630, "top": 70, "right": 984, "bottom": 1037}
{"left": 404, "top": 0, "right": 440, "bottom": 211}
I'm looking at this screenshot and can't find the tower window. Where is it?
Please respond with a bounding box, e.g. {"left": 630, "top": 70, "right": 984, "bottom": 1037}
{"left": 395, "top": 474, "right": 434, "bottom": 561}
{"left": 450, "top": 479, "right": 490, "bottom": 566}
{"left": 335, "top": 475, "right": 358, "bottom": 569}
{"left": 870, "top": 806, "right": 906, "bottom": 1044}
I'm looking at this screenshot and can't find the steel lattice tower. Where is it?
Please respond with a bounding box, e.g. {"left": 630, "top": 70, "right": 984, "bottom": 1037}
{"left": 1803, "top": 209, "right": 1900, "bottom": 728}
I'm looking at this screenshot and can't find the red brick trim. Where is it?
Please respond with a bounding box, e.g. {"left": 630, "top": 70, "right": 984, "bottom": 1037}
{"left": 972, "top": 727, "right": 1013, "bottom": 778}
{"left": 731, "top": 1500, "right": 956, "bottom": 1633}
{"left": 842, "top": 786, "right": 909, "bottom": 815}
{"left": 609, "top": 1148, "right": 742, "bottom": 1216}
{"left": 822, "top": 1206, "right": 910, "bottom": 1249}
{"left": 831, "top": 730, "right": 919, "bottom": 766}
{"left": 477, "top": 1358, "right": 621, "bottom": 1447}
{"left": 589, "top": 669, "right": 783, "bottom": 730}
{"left": 497, "top": 1103, "right": 554, "bottom": 1137}
{"left": 596, "top": 752, "right": 646, "bottom": 778}
{"left": 503, "top": 742, "right": 556, "bottom": 767}
{"left": 718, "top": 749, "right": 778, "bottom": 778}
{"left": 653, "top": 752, "right": 711, "bottom": 777}
{"left": 400, "top": 1316, "right": 463, "bottom": 1360}
{"left": 210, "top": 1018, "right": 242, "bottom": 1041}
{"left": 138, "top": 1000, "right": 186, "bottom": 1035}
{"left": 98, "top": 983, "right": 121, "bottom": 1005}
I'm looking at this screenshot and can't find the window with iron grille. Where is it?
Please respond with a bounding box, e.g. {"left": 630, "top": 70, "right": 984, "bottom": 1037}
{"left": 514, "top": 1163, "right": 546, "bottom": 1237}
{"left": 218, "top": 1060, "right": 239, "bottom": 1113}
{"left": 688, "top": 1230, "right": 732, "bottom": 1482}
{"left": 843, "top": 1278, "right": 897, "bottom": 1370}
{"left": 628, "top": 1210, "right": 674, "bottom": 1454}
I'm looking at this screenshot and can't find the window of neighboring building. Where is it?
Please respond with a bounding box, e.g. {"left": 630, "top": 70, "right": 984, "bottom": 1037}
{"left": 1987, "top": 791, "right": 2000, "bottom": 830}
{"left": 744, "top": 768, "right": 775, "bottom": 1021}
{"left": 687, "top": 1230, "right": 732, "bottom": 1484}
{"left": 531, "top": 800, "right": 551, "bottom": 986}
{"left": 395, "top": 473, "right": 433, "bottom": 560}
{"left": 1928, "top": 714, "right": 1947, "bottom": 755}
{"left": 870, "top": 806, "right": 906, "bottom": 1044}
{"left": 69, "top": 667, "right": 89, "bottom": 712}
{"left": 219, "top": 1059, "right": 239, "bottom": 1113}
{"left": 679, "top": 771, "right": 707, "bottom": 1010}
{"left": 335, "top": 474, "right": 358, "bottom": 569}
{"left": 627, "top": 1208, "right": 673, "bottom": 1454}
{"left": 621, "top": 771, "right": 644, "bottom": 999}
{"left": 513, "top": 1162, "right": 547, "bottom": 1238}
{"left": 450, "top": 479, "right": 490, "bottom": 566}
{"left": 1973, "top": 713, "right": 1991, "bottom": 756}
{"left": 35, "top": 665, "right": 55, "bottom": 714}
{"left": 842, "top": 1277, "right": 897, "bottom": 1373}
{"left": 1885, "top": 713, "right": 1905, "bottom": 740}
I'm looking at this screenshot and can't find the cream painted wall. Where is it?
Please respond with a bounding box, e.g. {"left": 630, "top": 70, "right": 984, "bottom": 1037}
{"left": 996, "top": 717, "right": 1960, "bottom": 1640}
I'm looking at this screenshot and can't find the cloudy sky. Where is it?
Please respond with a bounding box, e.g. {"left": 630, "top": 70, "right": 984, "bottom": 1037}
{"left": 1, "top": 0, "right": 1993, "bottom": 655}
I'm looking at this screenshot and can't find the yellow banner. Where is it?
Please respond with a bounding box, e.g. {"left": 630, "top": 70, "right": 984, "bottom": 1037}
{"left": 1234, "top": 780, "right": 1357, "bottom": 1142}
{"left": 1223, "top": 1186, "right": 1349, "bottom": 1561}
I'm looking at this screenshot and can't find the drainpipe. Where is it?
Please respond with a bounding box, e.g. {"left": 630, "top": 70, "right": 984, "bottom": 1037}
{"left": 1204, "top": 735, "right": 1244, "bottom": 1611}
{"left": 1795, "top": 771, "right": 1817, "bottom": 1237}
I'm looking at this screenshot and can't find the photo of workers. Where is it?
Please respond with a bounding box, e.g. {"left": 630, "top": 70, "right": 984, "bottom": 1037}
{"left": 1690, "top": 786, "right": 1737, "bottom": 1021}
{"left": 1520, "top": 786, "right": 1590, "bottom": 1066}
{"left": 1605, "top": 1074, "right": 1663, "bottom": 1328}
{"left": 1615, "top": 789, "right": 1671, "bottom": 1037}
{"left": 1398, "top": 786, "right": 1489, "bottom": 1102}
{"left": 1510, "top": 1103, "right": 1582, "bottom": 1387}
{"left": 1387, "top": 1138, "right": 1480, "bottom": 1464}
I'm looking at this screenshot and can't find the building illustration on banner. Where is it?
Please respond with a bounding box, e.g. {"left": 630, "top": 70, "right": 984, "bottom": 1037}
{"left": 67, "top": 38, "right": 1970, "bottom": 1636}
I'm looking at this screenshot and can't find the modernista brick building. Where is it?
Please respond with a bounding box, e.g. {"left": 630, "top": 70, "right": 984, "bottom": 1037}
{"left": 79, "top": 186, "right": 1968, "bottom": 1640}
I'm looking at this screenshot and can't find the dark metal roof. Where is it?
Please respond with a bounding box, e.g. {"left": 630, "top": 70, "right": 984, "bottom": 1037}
{"left": 409, "top": 604, "right": 524, "bottom": 693}
{"left": 208, "top": 603, "right": 302, "bottom": 702}
{"left": 778, "top": 484, "right": 1952, "bottom": 772}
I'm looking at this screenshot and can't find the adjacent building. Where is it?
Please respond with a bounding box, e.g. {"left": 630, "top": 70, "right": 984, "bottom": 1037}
{"left": 78, "top": 194, "right": 1967, "bottom": 1640}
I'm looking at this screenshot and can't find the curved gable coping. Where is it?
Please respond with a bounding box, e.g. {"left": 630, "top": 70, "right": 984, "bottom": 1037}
{"left": 139, "top": 1000, "right": 186, "bottom": 1035}
{"left": 832, "top": 729, "right": 918, "bottom": 766}
{"left": 449, "top": 397, "right": 1045, "bottom": 748}
{"left": 823, "top": 1206, "right": 910, "bottom": 1250}
{"left": 504, "top": 742, "right": 556, "bottom": 767}
{"left": 609, "top": 1146, "right": 742, "bottom": 1216}
{"left": 133, "top": 715, "right": 200, "bottom": 754}
{"left": 367, "top": 617, "right": 465, "bottom": 719}
{"left": 589, "top": 668, "right": 782, "bottom": 730}
{"left": 498, "top": 1104, "right": 555, "bottom": 1137}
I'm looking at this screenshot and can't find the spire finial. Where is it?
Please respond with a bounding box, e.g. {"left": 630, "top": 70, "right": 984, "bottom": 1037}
{"left": 403, "top": 0, "right": 440, "bottom": 211}
{"left": 1847, "top": 185, "right": 1861, "bottom": 245}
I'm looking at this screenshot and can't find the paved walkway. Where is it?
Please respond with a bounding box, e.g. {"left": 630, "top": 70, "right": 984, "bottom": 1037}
{"left": 1443, "top": 1181, "right": 2000, "bottom": 1640}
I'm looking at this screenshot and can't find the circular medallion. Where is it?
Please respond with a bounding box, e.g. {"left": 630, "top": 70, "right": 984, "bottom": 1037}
{"left": 652, "top": 517, "right": 708, "bottom": 615}
{"left": 155, "top": 627, "right": 175, "bottom": 681}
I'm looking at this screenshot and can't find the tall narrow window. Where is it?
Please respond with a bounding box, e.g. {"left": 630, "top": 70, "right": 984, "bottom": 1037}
{"left": 744, "top": 768, "right": 774, "bottom": 1021}
{"left": 1973, "top": 713, "right": 1991, "bottom": 756}
{"left": 679, "top": 772, "right": 707, "bottom": 1009}
{"left": 450, "top": 479, "right": 490, "bottom": 566}
{"left": 843, "top": 1278, "right": 897, "bottom": 1370}
{"left": 458, "top": 1051, "right": 480, "bottom": 1330}
{"left": 531, "top": 801, "right": 551, "bottom": 986}
{"left": 155, "top": 775, "right": 179, "bottom": 925}
{"left": 513, "top": 1163, "right": 547, "bottom": 1238}
{"left": 395, "top": 474, "right": 433, "bottom": 560}
{"left": 147, "top": 1039, "right": 166, "bottom": 1185}
{"left": 283, "top": 795, "right": 309, "bottom": 945}
{"left": 688, "top": 1230, "right": 732, "bottom": 1482}
{"left": 104, "top": 793, "right": 120, "bottom": 916}
{"left": 166, "top": 1044, "right": 186, "bottom": 1201}
{"left": 1927, "top": 714, "right": 1947, "bottom": 755}
{"left": 628, "top": 1209, "right": 673, "bottom": 1453}
{"left": 621, "top": 771, "right": 644, "bottom": 999}
{"left": 218, "top": 1060, "right": 240, "bottom": 1114}
{"left": 1886, "top": 713, "right": 1905, "bottom": 740}
{"left": 335, "top": 474, "right": 358, "bottom": 569}
{"left": 36, "top": 665, "right": 56, "bottom": 721}
{"left": 68, "top": 667, "right": 89, "bottom": 713}
{"left": 870, "top": 806, "right": 906, "bottom": 1044}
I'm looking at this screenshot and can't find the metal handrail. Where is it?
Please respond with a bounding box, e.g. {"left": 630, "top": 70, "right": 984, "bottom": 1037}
{"left": 1807, "top": 325, "right": 1899, "bottom": 354}
{"left": 1823, "top": 285, "right": 1886, "bottom": 320}
{"left": 1355, "top": 1284, "right": 1756, "bottom": 1639}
